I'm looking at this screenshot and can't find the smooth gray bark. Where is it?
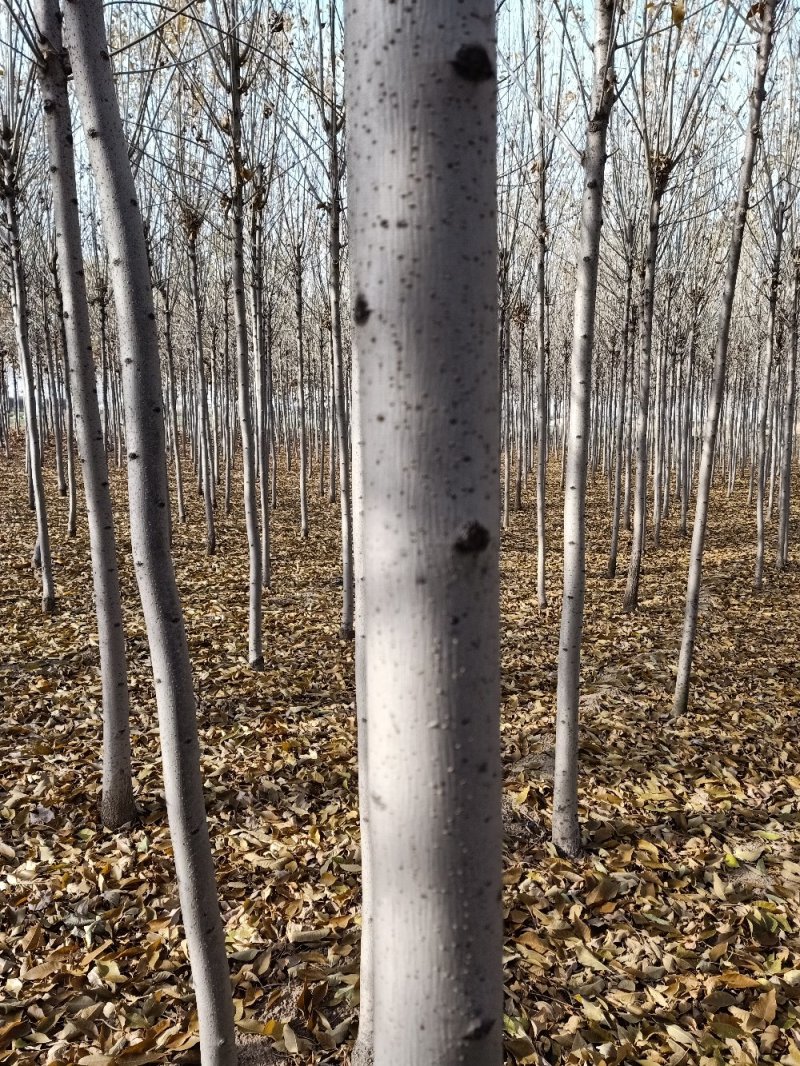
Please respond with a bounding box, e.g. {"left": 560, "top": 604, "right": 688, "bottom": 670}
{"left": 227, "top": 37, "right": 263, "bottom": 668}
{"left": 347, "top": 2, "right": 502, "bottom": 1061}
{"left": 34, "top": 4, "right": 137, "bottom": 826}
{"left": 552, "top": 0, "right": 619, "bottom": 858}
{"left": 62, "top": 2, "right": 236, "bottom": 1059}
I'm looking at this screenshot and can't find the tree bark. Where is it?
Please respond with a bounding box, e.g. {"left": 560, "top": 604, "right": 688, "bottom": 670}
{"left": 62, "top": 3, "right": 237, "bottom": 1059}
{"left": 327, "top": 96, "right": 355, "bottom": 638}
{"left": 623, "top": 188, "right": 664, "bottom": 612}
{"left": 35, "top": 1, "right": 137, "bottom": 826}
{"left": 608, "top": 237, "right": 633, "bottom": 577}
{"left": 186, "top": 227, "right": 216, "bottom": 555}
{"left": 777, "top": 253, "right": 799, "bottom": 570}
{"left": 226, "top": 32, "right": 263, "bottom": 669}
{"left": 755, "top": 202, "right": 783, "bottom": 589}
{"left": 295, "top": 246, "right": 309, "bottom": 541}
{"left": 347, "top": 2, "right": 502, "bottom": 1061}
{"left": 552, "top": 0, "right": 619, "bottom": 858}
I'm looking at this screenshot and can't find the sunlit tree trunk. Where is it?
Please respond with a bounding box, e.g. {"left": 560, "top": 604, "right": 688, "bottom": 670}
{"left": 63, "top": 3, "right": 237, "bottom": 1059}
{"left": 347, "top": 0, "right": 502, "bottom": 1060}
{"left": 673, "top": 0, "right": 778, "bottom": 715}
{"left": 35, "top": 0, "right": 136, "bottom": 825}
{"left": 552, "top": 0, "right": 619, "bottom": 858}
{"left": 227, "top": 30, "right": 263, "bottom": 667}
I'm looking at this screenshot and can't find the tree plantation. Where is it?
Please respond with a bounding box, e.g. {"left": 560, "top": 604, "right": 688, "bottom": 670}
{"left": 0, "top": 0, "right": 799, "bottom": 1063}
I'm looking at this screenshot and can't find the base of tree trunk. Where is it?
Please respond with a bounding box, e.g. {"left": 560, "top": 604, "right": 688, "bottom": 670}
{"left": 350, "top": 1037, "right": 374, "bottom": 1066}
{"left": 339, "top": 626, "right": 355, "bottom": 641}
{"left": 552, "top": 823, "right": 581, "bottom": 859}
{"left": 100, "top": 791, "right": 137, "bottom": 831}
{"left": 42, "top": 596, "right": 56, "bottom": 614}
{"left": 249, "top": 656, "right": 265, "bottom": 671}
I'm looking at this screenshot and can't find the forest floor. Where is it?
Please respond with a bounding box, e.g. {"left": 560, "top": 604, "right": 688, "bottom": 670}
{"left": 0, "top": 441, "right": 799, "bottom": 1066}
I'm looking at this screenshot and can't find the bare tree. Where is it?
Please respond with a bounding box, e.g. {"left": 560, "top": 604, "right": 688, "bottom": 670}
{"left": 552, "top": 0, "right": 621, "bottom": 857}
{"left": 62, "top": 0, "right": 236, "bottom": 1058}
{"left": 673, "top": 0, "right": 781, "bottom": 716}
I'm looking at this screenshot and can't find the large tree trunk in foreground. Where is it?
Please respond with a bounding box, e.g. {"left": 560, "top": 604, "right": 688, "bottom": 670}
{"left": 552, "top": 0, "right": 619, "bottom": 859}
{"left": 62, "top": 2, "right": 236, "bottom": 1060}
{"left": 347, "top": 2, "right": 502, "bottom": 1062}
{"left": 35, "top": 0, "right": 136, "bottom": 827}
{"left": 673, "top": 0, "right": 779, "bottom": 716}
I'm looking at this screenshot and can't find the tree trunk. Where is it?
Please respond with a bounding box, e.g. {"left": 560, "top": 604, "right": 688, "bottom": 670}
{"left": 777, "top": 254, "right": 799, "bottom": 570}
{"left": 35, "top": 3, "right": 136, "bottom": 826}
{"left": 250, "top": 189, "right": 271, "bottom": 590}
{"left": 295, "top": 246, "right": 309, "bottom": 540}
{"left": 347, "top": 1, "right": 502, "bottom": 1061}
{"left": 327, "top": 97, "right": 355, "bottom": 638}
{"left": 755, "top": 205, "right": 783, "bottom": 589}
{"left": 226, "top": 36, "right": 263, "bottom": 669}
{"left": 2, "top": 132, "right": 56, "bottom": 613}
{"left": 52, "top": 270, "right": 79, "bottom": 537}
{"left": 673, "top": 0, "right": 778, "bottom": 715}
{"left": 623, "top": 188, "right": 664, "bottom": 612}
{"left": 43, "top": 286, "right": 67, "bottom": 498}
{"left": 608, "top": 240, "right": 633, "bottom": 577}
{"left": 552, "top": 0, "right": 618, "bottom": 858}
{"left": 62, "top": 3, "right": 237, "bottom": 1059}
{"left": 187, "top": 228, "right": 216, "bottom": 555}
{"left": 160, "top": 291, "right": 186, "bottom": 525}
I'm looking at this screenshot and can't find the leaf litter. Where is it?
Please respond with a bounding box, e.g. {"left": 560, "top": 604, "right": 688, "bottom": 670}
{"left": 0, "top": 447, "right": 798, "bottom": 1065}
